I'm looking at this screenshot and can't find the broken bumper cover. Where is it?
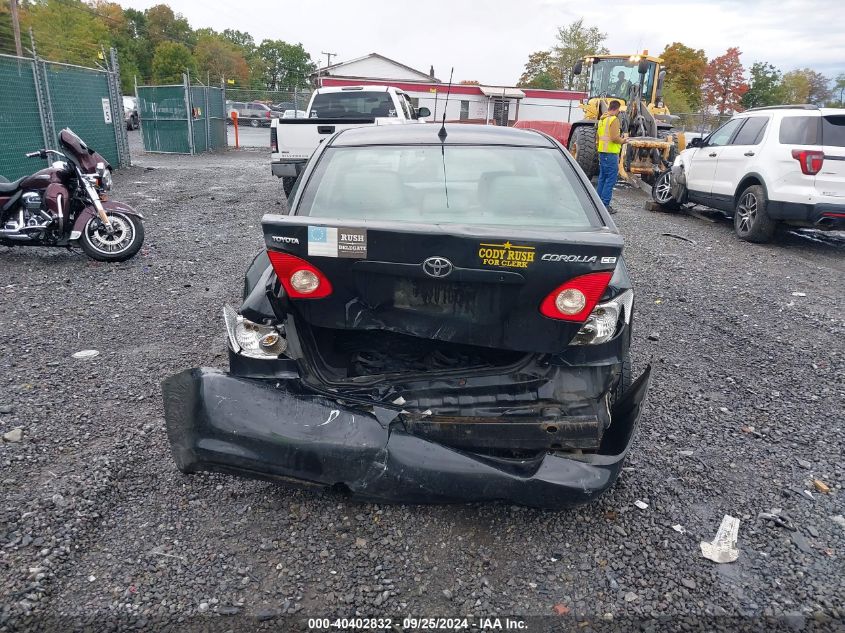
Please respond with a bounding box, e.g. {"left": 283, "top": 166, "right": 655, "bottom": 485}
{"left": 162, "top": 367, "right": 650, "bottom": 508}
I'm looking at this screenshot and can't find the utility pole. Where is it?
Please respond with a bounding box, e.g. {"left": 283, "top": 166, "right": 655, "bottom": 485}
{"left": 10, "top": 0, "right": 23, "bottom": 57}
{"left": 321, "top": 51, "right": 337, "bottom": 69}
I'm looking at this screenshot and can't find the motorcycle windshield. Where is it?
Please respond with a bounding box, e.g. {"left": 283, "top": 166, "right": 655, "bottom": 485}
{"left": 59, "top": 128, "right": 107, "bottom": 173}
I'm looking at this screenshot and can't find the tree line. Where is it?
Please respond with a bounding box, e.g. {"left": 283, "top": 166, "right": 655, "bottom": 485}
{"left": 0, "top": 0, "right": 315, "bottom": 94}
{"left": 518, "top": 18, "right": 845, "bottom": 114}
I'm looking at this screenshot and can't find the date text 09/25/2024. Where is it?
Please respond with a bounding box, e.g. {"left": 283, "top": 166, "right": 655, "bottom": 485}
{"left": 307, "top": 617, "right": 528, "bottom": 630}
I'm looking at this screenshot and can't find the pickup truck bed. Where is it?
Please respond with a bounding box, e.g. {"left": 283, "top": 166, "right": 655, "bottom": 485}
{"left": 271, "top": 117, "right": 375, "bottom": 176}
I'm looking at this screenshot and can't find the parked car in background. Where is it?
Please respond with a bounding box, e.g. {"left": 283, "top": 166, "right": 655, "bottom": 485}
{"left": 271, "top": 85, "right": 430, "bottom": 195}
{"left": 163, "top": 124, "right": 651, "bottom": 508}
{"left": 271, "top": 101, "right": 298, "bottom": 113}
{"left": 123, "top": 96, "right": 138, "bottom": 130}
{"left": 653, "top": 105, "right": 845, "bottom": 242}
{"left": 226, "top": 101, "right": 277, "bottom": 127}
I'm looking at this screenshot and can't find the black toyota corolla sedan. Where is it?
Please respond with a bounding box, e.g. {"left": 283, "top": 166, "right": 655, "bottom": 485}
{"left": 162, "top": 124, "right": 651, "bottom": 508}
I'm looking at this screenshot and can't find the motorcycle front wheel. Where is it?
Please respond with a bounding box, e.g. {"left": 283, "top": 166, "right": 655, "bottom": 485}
{"left": 79, "top": 211, "right": 144, "bottom": 262}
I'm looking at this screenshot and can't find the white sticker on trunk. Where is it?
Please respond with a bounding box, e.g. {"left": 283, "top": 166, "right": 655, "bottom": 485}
{"left": 307, "top": 226, "right": 367, "bottom": 258}
{"left": 308, "top": 226, "right": 338, "bottom": 256}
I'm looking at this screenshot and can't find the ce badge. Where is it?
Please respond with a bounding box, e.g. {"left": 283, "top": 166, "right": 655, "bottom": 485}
{"left": 422, "top": 256, "right": 453, "bottom": 278}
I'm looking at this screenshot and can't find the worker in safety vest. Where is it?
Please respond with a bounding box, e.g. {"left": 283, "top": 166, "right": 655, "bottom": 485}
{"left": 595, "top": 100, "right": 627, "bottom": 213}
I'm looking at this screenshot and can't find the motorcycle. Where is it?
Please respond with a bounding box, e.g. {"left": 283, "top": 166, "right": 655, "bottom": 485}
{"left": 0, "top": 128, "right": 144, "bottom": 262}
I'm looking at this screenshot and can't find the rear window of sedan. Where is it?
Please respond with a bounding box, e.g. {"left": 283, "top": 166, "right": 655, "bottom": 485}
{"left": 296, "top": 145, "right": 600, "bottom": 229}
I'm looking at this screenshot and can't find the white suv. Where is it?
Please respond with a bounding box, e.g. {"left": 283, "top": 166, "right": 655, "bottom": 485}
{"left": 653, "top": 105, "right": 845, "bottom": 242}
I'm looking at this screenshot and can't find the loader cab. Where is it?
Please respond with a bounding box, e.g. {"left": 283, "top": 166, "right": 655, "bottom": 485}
{"left": 576, "top": 56, "right": 660, "bottom": 106}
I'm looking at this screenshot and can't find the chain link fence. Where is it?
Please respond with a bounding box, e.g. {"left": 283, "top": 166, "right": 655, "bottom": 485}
{"left": 137, "top": 75, "right": 227, "bottom": 154}
{"left": 0, "top": 54, "right": 46, "bottom": 180}
{"left": 0, "top": 50, "right": 129, "bottom": 181}
{"left": 672, "top": 112, "right": 733, "bottom": 136}
{"left": 224, "top": 88, "right": 312, "bottom": 116}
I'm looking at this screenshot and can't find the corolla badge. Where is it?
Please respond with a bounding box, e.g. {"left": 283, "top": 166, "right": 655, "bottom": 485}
{"left": 422, "top": 256, "right": 453, "bottom": 278}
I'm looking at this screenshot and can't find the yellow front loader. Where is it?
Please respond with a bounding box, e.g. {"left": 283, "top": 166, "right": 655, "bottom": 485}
{"left": 565, "top": 51, "right": 685, "bottom": 192}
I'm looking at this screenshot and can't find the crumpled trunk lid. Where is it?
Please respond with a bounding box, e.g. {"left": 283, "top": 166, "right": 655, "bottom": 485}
{"left": 263, "top": 215, "right": 623, "bottom": 354}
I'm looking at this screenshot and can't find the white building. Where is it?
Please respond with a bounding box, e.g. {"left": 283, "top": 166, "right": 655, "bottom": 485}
{"left": 312, "top": 53, "right": 586, "bottom": 128}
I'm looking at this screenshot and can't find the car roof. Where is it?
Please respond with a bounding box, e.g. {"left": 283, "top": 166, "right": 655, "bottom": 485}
{"left": 316, "top": 85, "right": 392, "bottom": 94}
{"left": 330, "top": 124, "right": 557, "bottom": 148}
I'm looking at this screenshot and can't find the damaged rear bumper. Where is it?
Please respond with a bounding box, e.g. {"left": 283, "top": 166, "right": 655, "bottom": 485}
{"left": 162, "top": 366, "right": 651, "bottom": 508}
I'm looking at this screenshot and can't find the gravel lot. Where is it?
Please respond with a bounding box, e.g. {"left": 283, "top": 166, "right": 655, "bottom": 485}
{"left": 1, "top": 137, "right": 843, "bottom": 632}
{"left": 227, "top": 124, "right": 272, "bottom": 148}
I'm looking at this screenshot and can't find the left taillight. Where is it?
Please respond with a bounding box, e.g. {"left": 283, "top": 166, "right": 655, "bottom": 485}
{"left": 267, "top": 250, "right": 333, "bottom": 299}
{"left": 539, "top": 272, "right": 613, "bottom": 321}
{"left": 270, "top": 126, "right": 278, "bottom": 153}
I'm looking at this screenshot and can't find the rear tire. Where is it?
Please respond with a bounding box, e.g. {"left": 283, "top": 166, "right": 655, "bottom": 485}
{"left": 79, "top": 212, "right": 144, "bottom": 262}
{"left": 652, "top": 169, "right": 681, "bottom": 212}
{"left": 734, "top": 185, "right": 775, "bottom": 243}
{"left": 568, "top": 125, "right": 599, "bottom": 179}
{"left": 250, "top": 118, "right": 260, "bottom": 128}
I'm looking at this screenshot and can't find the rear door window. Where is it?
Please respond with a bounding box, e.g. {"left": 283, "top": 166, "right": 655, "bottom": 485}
{"left": 822, "top": 115, "right": 845, "bottom": 147}
{"left": 731, "top": 116, "right": 769, "bottom": 145}
{"left": 779, "top": 116, "right": 821, "bottom": 144}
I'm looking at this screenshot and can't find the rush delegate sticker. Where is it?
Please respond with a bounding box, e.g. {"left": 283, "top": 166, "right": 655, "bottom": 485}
{"left": 307, "top": 226, "right": 367, "bottom": 258}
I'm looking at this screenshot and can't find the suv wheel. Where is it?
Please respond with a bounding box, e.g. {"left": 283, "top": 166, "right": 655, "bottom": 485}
{"left": 652, "top": 169, "right": 680, "bottom": 212}
{"left": 734, "top": 184, "right": 775, "bottom": 243}
{"left": 250, "top": 118, "right": 260, "bottom": 128}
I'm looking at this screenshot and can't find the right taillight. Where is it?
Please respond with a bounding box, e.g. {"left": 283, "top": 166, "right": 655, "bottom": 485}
{"left": 791, "top": 149, "right": 824, "bottom": 175}
{"left": 270, "top": 126, "right": 278, "bottom": 153}
{"left": 267, "top": 251, "right": 333, "bottom": 299}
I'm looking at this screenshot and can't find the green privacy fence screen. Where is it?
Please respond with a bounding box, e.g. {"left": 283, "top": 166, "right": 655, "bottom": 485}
{"left": 137, "top": 76, "right": 227, "bottom": 154}
{"left": 0, "top": 51, "right": 129, "bottom": 181}
{"left": 0, "top": 55, "right": 45, "bottom": 181}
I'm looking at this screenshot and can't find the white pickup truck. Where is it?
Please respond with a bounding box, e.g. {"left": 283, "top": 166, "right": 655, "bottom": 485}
{"left": 270, "top": 85, "right": 430, "bottom": 195}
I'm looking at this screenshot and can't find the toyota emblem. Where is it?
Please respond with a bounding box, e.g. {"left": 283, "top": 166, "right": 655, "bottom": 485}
{"left": 422, "top": 256, "right": 453, "bottom": 278}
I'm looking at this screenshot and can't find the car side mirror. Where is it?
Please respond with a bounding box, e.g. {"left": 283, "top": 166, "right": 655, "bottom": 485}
{"left": 688, "top": 137, "right": 702, "bottom": 148}
{"left": 417, "top": 107, "right": 431, "bottom": 118}
{"left": 572, "top": 60, "right": 583, "bottom": 76}
{"left": 638, "top": 59, "right": 649, "bottom": 75}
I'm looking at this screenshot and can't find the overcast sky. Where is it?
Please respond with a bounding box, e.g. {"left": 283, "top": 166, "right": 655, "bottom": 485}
{"left": 118, "top": 0, "right": 844, "bottom": 85}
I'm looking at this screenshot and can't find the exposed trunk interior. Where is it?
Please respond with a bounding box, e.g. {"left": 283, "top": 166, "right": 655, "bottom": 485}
{"left": 306, "top": 325, "right": 527, "bottom": 380}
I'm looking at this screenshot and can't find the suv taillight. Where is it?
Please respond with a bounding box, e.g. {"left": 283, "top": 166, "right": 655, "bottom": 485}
{"left": 271, "top": 127, "right": 278, "bottom": 153}
{"left": 265, "top": 110, "right": 271, "bottom": 118}
{"left": 791, "top": 149, "right": 824, "bottom": 175}
{"left": 267, "top": 251, "right": 333, "bottom": 299}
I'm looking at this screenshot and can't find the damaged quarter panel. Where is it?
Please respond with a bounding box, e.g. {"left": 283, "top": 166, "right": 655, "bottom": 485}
{"left": 162, "top": 124, "right": 651, "bottom": 508}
